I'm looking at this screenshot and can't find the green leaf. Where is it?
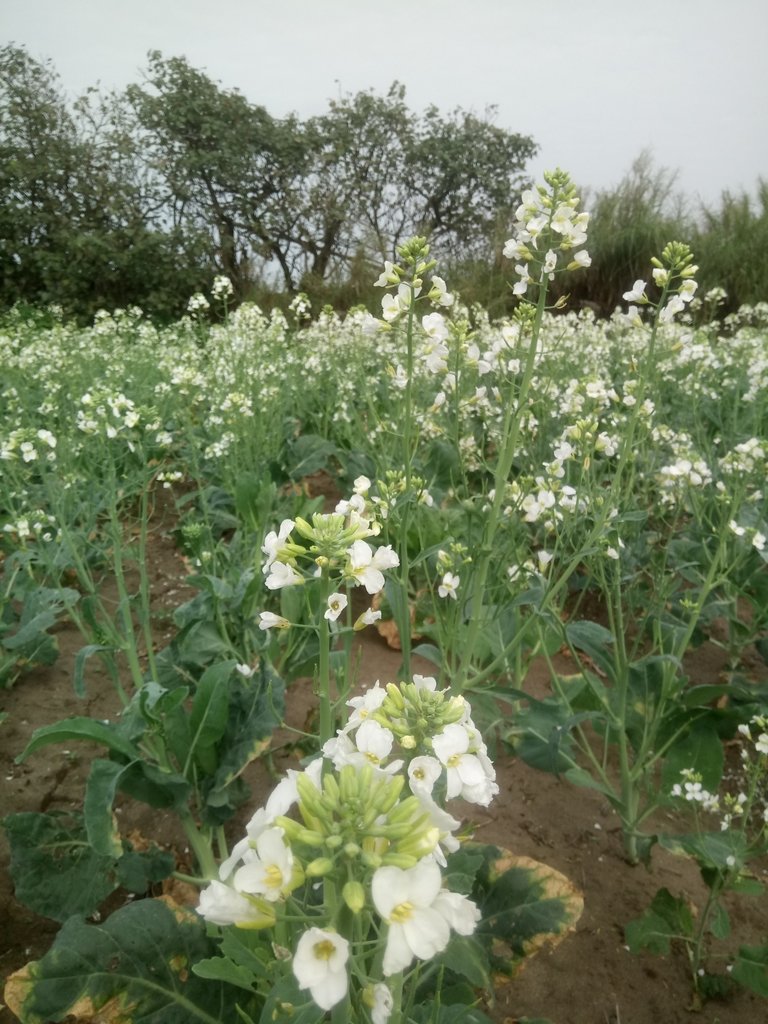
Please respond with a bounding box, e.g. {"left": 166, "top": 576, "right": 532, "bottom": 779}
{"left": 188, "top": 660, "right": 235, "bottom": 767}
{"left": 565, "top": 620, "right": 615, "bottom": 679}
{"left": 73, "top": 644, "right": 116, "bottom": 698}
{"left": 625, "top": 887, "right": 693, "bottom": 955}
{"left": 258, "top": 972, "right": 323, "bottom": 1024}
{"left": 732, "top": 943, "right": 768, "bottom": 996}
{"left": 2, "top": 811, "right": 116, "bottom": 922}
{"left": 204, "top": 664, "right": 285, "bottom": 819}
{"left": 435, "top": 934, "right": 491, "bottom": 990}
{"left": 115, "top": 845, "right": 175, "bottom": 894}
{"left": 472, "top": 845, "right": 583, "bottom": 973}
{"left": 708, "top": 902, "right": 730, "bottom": 939}
{"left": 413, "top": 1002, "right": 495, "bottom": 1024}
{"left": 412, "top": 642, "right": 442, "bottom": 668}
{"left": 84, "top": 758, "right": 127, "bottom": 857}
{"left": 12, "top": 898, "right": 258, "bottom": 1023}
{"left": 16, "top": 717, "right": 140, "bottom": 764}
{"left": 660, "top": 718, "right": 724, "bottom": 796}
{"left": 192, "top": 956, "right": 260, "bottom": 992}
{"left": 659, "top": 830, "right": 748, "bottom": 870}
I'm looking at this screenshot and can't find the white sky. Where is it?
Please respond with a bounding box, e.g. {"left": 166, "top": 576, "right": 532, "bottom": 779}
{"left": 5, "top": 0, "right": 767, "bottom": 207}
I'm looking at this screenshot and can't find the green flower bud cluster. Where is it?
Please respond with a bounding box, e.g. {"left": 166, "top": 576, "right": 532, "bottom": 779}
{"left": 293, "top": 511, "right": 375, "bottom": 563}
{"left": 275, "top": 764, "right": 439, "bottom": 876}
{"left": 373, "top": 682, "right": 466, "bottom": 755}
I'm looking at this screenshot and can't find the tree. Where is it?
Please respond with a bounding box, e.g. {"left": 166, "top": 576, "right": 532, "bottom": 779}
{"left": 127, "top": 52, "right": 308, "bottom": 294}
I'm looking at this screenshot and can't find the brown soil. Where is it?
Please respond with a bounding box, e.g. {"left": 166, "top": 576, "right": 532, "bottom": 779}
{"left": 1, "top": 528, "right": 767, "bottom": 1024}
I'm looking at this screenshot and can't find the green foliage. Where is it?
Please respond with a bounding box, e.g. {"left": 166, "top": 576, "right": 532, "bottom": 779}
{"left": 8, "top": 898, "right": 257, "bottom": 1024}
{"left": 2, "top": 811, "right": 173, "bottom": 922}
{"left": 0, "top": 553, "right": 79, "bottom": 687}
{"left": 470, "top": 844, "right": 584, "bottom": 976}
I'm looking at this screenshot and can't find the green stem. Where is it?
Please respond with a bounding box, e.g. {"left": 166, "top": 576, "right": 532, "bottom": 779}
{"left": 398, "top": 288, "right": 418, "bottom": 679}
{"left": 318, "top": 568, "right": 333, "bottom": 746}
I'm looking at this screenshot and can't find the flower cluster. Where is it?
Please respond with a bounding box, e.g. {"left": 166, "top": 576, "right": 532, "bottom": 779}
{"left": 622, "top": 241, "right": 699, "bottom": 324}
{"left": 197, "top": 677, "right": 489, "bottom": 1014}
{"left": 502, "top": 169, "right": 590, "bottom": 299}
{"left": 259, "top": 483, "right": 398, "bottom": 614}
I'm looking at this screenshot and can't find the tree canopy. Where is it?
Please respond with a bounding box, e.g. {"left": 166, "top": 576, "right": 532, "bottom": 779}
{"left": 0, "top": 45, "right": 537, "bottom": 319}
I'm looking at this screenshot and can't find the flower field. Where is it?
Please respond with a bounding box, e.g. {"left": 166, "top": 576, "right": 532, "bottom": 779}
{"left": 1, "top": 173, "right": 767, "bottom": 1024}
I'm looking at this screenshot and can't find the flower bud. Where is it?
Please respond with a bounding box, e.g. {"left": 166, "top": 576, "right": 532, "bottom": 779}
{"left": 381, "top": 851, "right": 418, "bottom": 869}
{"left": 305, "top": 857, "right": 334, "bottom": 877}
{"left": 385, "top": 682, "right": 405, "bottom": 710}
{"left": 342, "top": 880, "right": 366, "bottom": 914}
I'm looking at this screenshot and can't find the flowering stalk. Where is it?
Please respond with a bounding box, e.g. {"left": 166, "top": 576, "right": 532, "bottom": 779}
{"left": 455, "top": 170, "right": 583, "bottom": 693}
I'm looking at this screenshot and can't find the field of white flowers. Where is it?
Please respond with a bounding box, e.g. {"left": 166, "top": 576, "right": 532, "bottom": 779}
{"left": 1, "top": 173, "right": 767, "bottom": 1024}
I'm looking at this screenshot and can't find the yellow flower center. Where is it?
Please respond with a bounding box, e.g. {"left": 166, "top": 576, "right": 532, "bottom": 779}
{"left": 390, "top": 901, "right": 414, "bottom": 923}
{"left": 447, "top": 754, "right": 461, "bottom": 768}
{"left": 365, "top": 752, "right": 381, "bottom": 764}
{"left": 264, "top": 864, "right": 284, "bottom": 889}
{"left": 313, "top": 939, "right": 337, "bottom": 961}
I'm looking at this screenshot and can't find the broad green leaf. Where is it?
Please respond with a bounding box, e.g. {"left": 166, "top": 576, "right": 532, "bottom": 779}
{"left": 472, "top": 845, "right": 583, "bottom": 973}
{"left": 412, "top": 642, "right": 442, "bottom": 668}
{"left": 84, "top": 758, "right": 127, "bottom": 857}
{"left": 732, "top": 943, "right": 768, "bottom": 996}
{"left": 192, "top": 956, "right": 260, "bottom": 992}
{"left": 7, "top": 898, "right": 257, "bottom": 1024}
{"left": 2, "top": 811, "right": 116, "bottom": 922}
{"left": 117, "top": 760, "right": 192, "bottom": 810}
{"left": 16, "top": 717, "right": 140, "bottom": 765}
{"left": 413, "top": 1005, "right": 495, "bottom": 1024}
{"left": 660, "top": 718, "right": 724, "bottom": 796}
{"left": 565, "top": 620, "right": 615, "bottom": 680}
{"left": 435, "top": 934, "right": 491, "bottom": 990}
{"left": 115, "top": 845, "right": 175, "bottom": 894}
{"left": 205, "top": 664, "right": 285, "bottom": 815}
{"left": 189, "top": 660, "right": 236, "bottom": 765}
{"left": 625, "top": 887, "right": 693, "bottom": 955}
{"left": 708, "top": 902, "right": 730, "bottom": 939}
{"left": 659, "top": 830, "right": 749, "bottom": 870}
{"left": 72, "top": 643, "right": 116, "bottom": 698}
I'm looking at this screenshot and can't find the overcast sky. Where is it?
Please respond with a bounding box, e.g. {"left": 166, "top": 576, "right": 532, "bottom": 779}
{"left": 5, "top": 0, "right": 767, "bottom": 207}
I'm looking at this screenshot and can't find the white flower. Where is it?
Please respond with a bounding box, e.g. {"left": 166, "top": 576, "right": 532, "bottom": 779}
{"left": 233, "top": 827, "right": 296, "bottom": 902}
{"left": 422, "top": 312, "right": 449, "bottom": 342}
{"left": 346, "top": 540, "right": 399, "bottom": 595}
{"left": 438, "top": 571, "right": 460, "bottom": 600}
{"left": 197, "top": 880, "right": 272, "bottom": 928}
{"left": 325, "top": 592, "right": 348, "bottom": 621}
{"left": 372, "top": 860, "right": 479, "bottom": 975}
{"left": 353, "top": 607, "right": 382, "bottom": 630}
{"left": 659, "top": 294, "right": 685, "bottom": 323}
{"left": 293, "top": 928, "right": 349, "bottom": 1011}
{"left": 375, "top": 261, "right": 400, "bottom": 287}
{"left": 623, "top": 279, "right": 647, "bottom": 303}
{"left": 346, "top": 683, "right": 387, "bottom": 729}
{"left": 432, "top": 723, "right": 498, "bottom": 806}
{"left": 371, "top": 982, "right": 394, "bottom": 1024}
{"left": 258, "top": 611, "right": 290, "bottom": 630}
{"left": 569, "top": 249, "right": 591, "bottom": 269}
{"left": 262, "top": 519, "right": 295, "bottom": 572}
{"left": 652, "top": 267, "right": 670, "bottom": 287}
{"left": 264, "top": 561, "right": 303, "bottom": 590}
{"left": 429, "top": 276, "right": 454, "bottom": 307}
{"left": 407, "top": 755, "right": 442, "bottom": 797}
